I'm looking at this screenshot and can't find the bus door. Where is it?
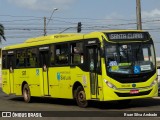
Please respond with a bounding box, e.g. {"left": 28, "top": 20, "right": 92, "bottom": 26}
{"left": 86, "top": 46, "right": 99, "bottom": 99}
{"left": 39, "top": 47, "right": 50, "bottom": 96}
{"left": 7, "top": 51, "right": 15, "bottom": 94}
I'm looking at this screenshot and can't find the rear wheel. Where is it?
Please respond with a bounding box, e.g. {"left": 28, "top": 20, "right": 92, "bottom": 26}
{"left": 75, "top": 86, "right": 88, "bottom": 108}
{"left": 23, "top": 84, "right": 31, "bottom": 103}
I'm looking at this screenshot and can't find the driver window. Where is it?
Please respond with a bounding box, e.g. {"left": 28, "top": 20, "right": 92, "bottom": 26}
{"left": 106, "top": 45, "right": 117, "bottom": 63}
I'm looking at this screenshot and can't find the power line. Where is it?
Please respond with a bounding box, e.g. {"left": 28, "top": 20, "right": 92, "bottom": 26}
{"left": 0, "top": 14, "right": 43, "bottom": 19}
{"left": 0, "top": 18, "right": 43, "bottom": 23}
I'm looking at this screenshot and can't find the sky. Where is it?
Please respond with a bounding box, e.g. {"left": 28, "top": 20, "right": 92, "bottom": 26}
{"left": 0, "top": 0, "right": 160, "bottom": 56}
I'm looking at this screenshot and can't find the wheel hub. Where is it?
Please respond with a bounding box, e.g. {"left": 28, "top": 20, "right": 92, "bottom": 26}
{"left": 78, "top": 91, "right": 85, "bottom": 102}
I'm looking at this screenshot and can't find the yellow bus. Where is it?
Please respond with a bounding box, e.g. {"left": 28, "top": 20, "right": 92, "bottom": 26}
{"left": 1, "top": 30, "right": 158, "bottom": 107}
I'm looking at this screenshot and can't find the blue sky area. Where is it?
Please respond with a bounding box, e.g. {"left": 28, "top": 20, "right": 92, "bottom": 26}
{"left": 0, "top": 0, "right": 160, "bottom": 56}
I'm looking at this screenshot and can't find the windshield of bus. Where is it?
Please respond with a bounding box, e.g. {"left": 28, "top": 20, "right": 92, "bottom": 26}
{"left": 105, "top": 43, "right": 156, "bottom": 75}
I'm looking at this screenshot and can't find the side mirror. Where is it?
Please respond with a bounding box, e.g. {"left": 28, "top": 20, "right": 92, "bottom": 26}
{"left": 43, "top": 65, "right": 47, "bottom": 72}
{"left": 9, "top": 67, "right": 14, "bottom": 73}
{"left": 90, "top": 61, "right": 94, "bottom": 71}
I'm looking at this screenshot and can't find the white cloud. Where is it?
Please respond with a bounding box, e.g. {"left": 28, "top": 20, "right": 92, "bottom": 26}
{"left": 142, "top": 8, "right": 160, "bottom": 18}
{"left": 7, "top": 0, "right": 75, "bottom": 11}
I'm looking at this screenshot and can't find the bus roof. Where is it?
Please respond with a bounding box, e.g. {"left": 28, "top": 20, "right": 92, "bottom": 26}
{"left": 2, "top": 30, "right": 147, "bottom": 50}
{"left": 25, "top": 33, "right": 83, "bottom": 43}
{"left": 3, "top": 33, "right": 84, "bottom": 50}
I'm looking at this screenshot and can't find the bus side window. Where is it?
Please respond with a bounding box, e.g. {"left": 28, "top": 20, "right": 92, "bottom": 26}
{"left": 16, "top": 53, "right": 20, "bottom": 67}
{"left": 16, "top": 49, "right": 26, "bottom": 68}
{"left": 26, "top": 48, "right": 38, "bottom": 67}
{"left": 71, "top": 42, "right": 83, "bottom": 64}
{"left": 55, "top": 44, "right": 68, "bottom": 65}
{"left": 2, "top": 51, "right": 7, "bottom": 69}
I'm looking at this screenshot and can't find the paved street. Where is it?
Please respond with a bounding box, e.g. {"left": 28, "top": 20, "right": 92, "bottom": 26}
{"left": 1, "top": 80, "right": 159, "bottom": 111}
{"left": 0, "top": 88, "right": 160, "bottom": 120}
{"left": 0, "top": 88, "right": 160, "bottom": 111}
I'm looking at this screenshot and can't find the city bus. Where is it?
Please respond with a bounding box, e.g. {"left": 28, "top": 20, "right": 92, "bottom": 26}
{"left": 1, "top": 30, "right": 158, "bottom": 107}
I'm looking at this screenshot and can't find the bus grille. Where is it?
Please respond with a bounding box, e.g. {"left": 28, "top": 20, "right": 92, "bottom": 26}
{"left": 115, "top": 89, "right": 152, "bottom": 97}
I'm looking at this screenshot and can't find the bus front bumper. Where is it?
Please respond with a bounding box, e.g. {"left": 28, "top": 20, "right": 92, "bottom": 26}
{"left": 103, "top": 84, "right": 158, "bottom": 101}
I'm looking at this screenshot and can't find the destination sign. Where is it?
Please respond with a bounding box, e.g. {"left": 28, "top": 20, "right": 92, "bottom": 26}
{"left": 106, "top": 32, "right": 149, "bottom": 41}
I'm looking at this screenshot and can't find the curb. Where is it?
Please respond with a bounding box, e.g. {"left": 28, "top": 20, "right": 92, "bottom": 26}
{"left": 153, "top": 97, "right": 160, "bottom": 99}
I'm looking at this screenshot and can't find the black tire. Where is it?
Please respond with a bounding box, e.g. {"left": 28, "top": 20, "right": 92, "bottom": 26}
{"left": 75, "top": 86, "right": 88, "bottom": 108}
{"left": 22, "top": 84, "right": 31, "bottom": 103}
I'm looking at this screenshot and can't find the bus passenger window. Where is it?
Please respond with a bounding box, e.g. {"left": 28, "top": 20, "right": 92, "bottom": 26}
{"left": 26, "top": 48, "right": 38, "bottom": 67}
{"left": 16, "top": 58, "right": 19, "bottom": 67}
{"left": 55, "top": 44, "right": 68, "bottom": 65}
{"left": 16, "top": 49, "right": 26, "bottom": 68}
{"left": 2, "top": 51, "right": 7, "bottom": 69}
{"left": 71, "top": 42, "right": 83, "bottom": 64}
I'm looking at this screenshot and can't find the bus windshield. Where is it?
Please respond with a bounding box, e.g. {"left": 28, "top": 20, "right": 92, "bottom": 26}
{"left": 105, "top": 43, "right": 156, "bottom": 75}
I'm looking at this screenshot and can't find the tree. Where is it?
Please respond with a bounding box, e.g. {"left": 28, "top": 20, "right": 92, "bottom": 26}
{"left": 0, "top": 24, "right": 6, "bottom": 42}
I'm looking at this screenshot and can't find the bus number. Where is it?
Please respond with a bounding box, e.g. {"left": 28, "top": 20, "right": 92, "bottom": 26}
{"left": 22, "top": 71, "right": 26, "bottom": 76}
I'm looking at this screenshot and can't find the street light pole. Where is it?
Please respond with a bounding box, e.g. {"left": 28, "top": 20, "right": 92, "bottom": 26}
{"left": 47, "top": 8, "right": 58, "bottom": 26}
{"left": 44, "top": 8, "right": 58, "bottom": 36}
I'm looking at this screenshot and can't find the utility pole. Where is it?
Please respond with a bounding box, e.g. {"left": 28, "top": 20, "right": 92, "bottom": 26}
{"left": 44, "top": 17, "right": 47, "bottom": 36}
{"left": 136, "top": 0, "right": 142, "bottom": 30}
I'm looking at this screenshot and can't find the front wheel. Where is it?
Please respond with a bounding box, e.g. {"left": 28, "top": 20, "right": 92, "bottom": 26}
{"left": 23, "top": 84, "right": 31, "bottom": 103}
{"left": 75, "top": 86, "right": 88, "bottom": 108}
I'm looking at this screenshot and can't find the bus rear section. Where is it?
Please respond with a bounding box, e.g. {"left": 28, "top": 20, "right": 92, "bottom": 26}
{"left": 2, "top": 51, "right": 14, "bottom": 95}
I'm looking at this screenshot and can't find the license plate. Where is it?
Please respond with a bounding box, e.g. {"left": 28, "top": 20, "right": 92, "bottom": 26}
{"left": 130, "top": 89, "right": 139, "bottom": 94}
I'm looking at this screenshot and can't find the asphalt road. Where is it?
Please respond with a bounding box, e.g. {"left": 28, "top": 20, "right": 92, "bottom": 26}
{"left": 0, "top": 88, "right": 160, "bottom": 119}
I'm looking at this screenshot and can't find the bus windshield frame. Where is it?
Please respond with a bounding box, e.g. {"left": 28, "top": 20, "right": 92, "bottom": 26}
{"left": 104, "top": 41, "right": 156, "bottom": 76}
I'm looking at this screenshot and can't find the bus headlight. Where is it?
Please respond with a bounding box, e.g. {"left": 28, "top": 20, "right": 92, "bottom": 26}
{"left": 150, "top": 79, "right": 157, "bottom": 87}
{"left": 104, "top": 79, "right": 117, "bottom": 89}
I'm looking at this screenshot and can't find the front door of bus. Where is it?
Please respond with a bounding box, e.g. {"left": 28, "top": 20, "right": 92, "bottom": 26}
{"left": 87, "top": 46, "right": 99, "bottom": 99}
{"left": 39, "top": 50, "right": 49, "bottom": 96}
{"left": 7, "top": 54, "right": 15, "bottom": 94}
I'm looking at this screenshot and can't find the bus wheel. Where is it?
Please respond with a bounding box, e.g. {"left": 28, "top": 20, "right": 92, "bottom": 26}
{"left": 23, "top": 84, "right": 31, "bottom": 103}
{"left": 75, "top": 86, "right": 88, "bottom": 108}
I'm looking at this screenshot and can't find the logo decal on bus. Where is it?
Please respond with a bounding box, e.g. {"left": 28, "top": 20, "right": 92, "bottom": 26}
{"left": 57, "top": 72, "right": 61, "bottom": 80}
{"left": 132, "top": 84, "right": 136, "bottom": 88}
